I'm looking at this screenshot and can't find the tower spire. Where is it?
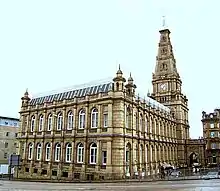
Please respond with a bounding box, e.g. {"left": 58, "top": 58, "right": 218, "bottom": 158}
{"left": 153, "top": 25, "right": 180, "bottom": 79}
{"left": 162, "top": 16, "right": 166, "bottom": 29}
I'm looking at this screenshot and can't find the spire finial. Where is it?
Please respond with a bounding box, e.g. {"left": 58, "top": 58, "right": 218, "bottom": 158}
{"left": 130, "top": 72, "right": 132, "bottom": 77}
{"left": 162, "top": 16, "right": 166, "bottom": 28}
{"left": 116, "top": 61, "right": 123, "bottom": 75}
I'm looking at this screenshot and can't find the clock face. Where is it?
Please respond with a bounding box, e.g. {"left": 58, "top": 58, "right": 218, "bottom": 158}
{"left": 160, "top": 83, "right": 167, "bottom": 91}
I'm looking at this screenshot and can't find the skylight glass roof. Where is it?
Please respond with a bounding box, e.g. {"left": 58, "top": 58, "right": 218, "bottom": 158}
{"left": 30, "top": 81, "right": 113, "bottom": 105}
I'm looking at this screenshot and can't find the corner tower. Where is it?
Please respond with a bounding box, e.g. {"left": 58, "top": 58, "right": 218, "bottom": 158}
{"left": 151, "top": 27, "right": 190, "bottom": 165}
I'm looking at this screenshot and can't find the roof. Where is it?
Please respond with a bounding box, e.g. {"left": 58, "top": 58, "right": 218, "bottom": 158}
{"left": 30, "top": 80, "right": 113, "bottom": 106}
{"left": 137, "top": 95, "right": 170, "bottom": 113}
{"left": 0, "top": 116, "right": 19, "bottom": 121}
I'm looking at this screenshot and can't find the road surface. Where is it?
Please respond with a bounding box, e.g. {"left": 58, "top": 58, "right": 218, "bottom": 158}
{"left": 0, "top": 179, "right": 220, "bottom": 190}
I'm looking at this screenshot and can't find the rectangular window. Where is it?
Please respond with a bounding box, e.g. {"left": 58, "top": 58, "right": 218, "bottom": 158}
{"left": 210, "top": 123, "right": 214, "bottom": 128}
{"left": 6, "top": 132, "right": 9, "bottom": 136}
{"left": 210, "top": 132, "right": 215, "bottom": 137}
{"left": 4, "top": 153, "right": 7, "bottom": 159}
{"left": 211, "top": 143, "right": 216, "bottom": 149}
{"left": 103, "top": 113, "right": 108, "bottom": 127}
{"left": 102, "top": 151, "right": 107, "bottom": 165}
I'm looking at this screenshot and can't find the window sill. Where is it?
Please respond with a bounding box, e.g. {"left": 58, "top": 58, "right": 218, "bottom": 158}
{"left": 75, "top": 163, "right": 82, "bottom": 167}
{"left": 88, "top": 164, "right": 96, "bottom": 168}
{"left": 77, "top": 129, "right": 84, "bottom": 133}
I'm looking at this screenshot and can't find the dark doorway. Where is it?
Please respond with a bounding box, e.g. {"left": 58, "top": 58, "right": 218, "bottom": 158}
{"left": 189, "top": 152, "right": 198, "bottom": 167}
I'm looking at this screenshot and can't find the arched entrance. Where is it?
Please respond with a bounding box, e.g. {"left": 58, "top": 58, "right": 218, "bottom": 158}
{"left": 189, "top": 152, "right": 199, "bottom": 167}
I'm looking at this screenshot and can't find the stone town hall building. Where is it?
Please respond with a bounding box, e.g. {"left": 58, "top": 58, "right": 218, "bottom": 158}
{"left": 17, "top": 27, "right": 190, "bottom": 181}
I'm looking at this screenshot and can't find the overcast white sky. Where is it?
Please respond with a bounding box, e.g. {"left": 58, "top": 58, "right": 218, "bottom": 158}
{"left": 0, "top": 0, "right": 218, "bottom": 138}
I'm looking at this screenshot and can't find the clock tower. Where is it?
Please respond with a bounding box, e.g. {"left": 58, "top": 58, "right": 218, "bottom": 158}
{"left": 151, "top": 27, "right": 190, "bottom": 166}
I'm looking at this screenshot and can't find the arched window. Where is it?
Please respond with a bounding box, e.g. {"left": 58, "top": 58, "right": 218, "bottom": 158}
{"left": 47, "top": 114, "right": 52, "bottom": 131}
{"left": 126, "top": 107, "right": 131, "bottom": 129}
{"left": 79, "top": 109, "right": 85, "bottom": 129}
{"left": 39, "top": 115, "right": 44, "bottom": 132}
{"left": 140, "top": 115, "right": 143, "bottom": 132}
{"left": 149, "top": 117, "right": 153, "bottom": 134}
{"left": 89, "top": 143, "right": 97, "bottom": 164}
{"left": 55, "top": 143, "right": 61, "bottom": 162}
{"left": 155, "top": 119, "right": 158, "bottom": 135}
{"left": 31, "top": 116, "right": 35, "bottom": 132}
{"left": 150, "top": 145, "right": 153, "bottom": 162}
{"left": 140, "top": 145, "right": 143, "bottom": 164}
{"left": 146, "top": 145, "right": 148, "bottom": 164}
{"left": 57, "top": 112, "right": 63, "bottom": 130}
{"left": 65, "top": 143, "right": 72, "bottom": 162}
{"left": 36, "top": 143, "right": 42, "bottom": 160}
{"left": 67, "top": 111, "right": 73, "bottom": 130}
{"left": 136, "top": 114, "right": 138, "bottom": 131}
{"left": 91, "top": 108, "right": 98, "bottom": 128}
{"left": 45, "top": 143, "right": 51, "bottom": 161}
{"left": 28, "top": 143, "right": 33, "bottom": 160}
{"left": 77, "top": 143, "right": 84, "bottom": 163}
{"left": 145, "top": 117, "right": 148, "bottom": 133}
{"left": 125, "top": 143, "right": 131, "bottom": 174}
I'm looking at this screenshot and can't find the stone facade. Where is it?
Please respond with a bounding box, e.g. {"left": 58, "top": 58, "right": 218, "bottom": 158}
{"left": 17, "top": 27, "right": 191, "bottom": 181}
{"left": 202, "top": 109, "right": 220, "bottom": 166}
{"left": 0, "top": 116, "right": 19, "bottom": 164}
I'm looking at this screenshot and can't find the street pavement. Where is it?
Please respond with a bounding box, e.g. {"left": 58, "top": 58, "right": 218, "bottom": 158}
{"left": 0, "top": 179, "right": 220, "bottom": 190}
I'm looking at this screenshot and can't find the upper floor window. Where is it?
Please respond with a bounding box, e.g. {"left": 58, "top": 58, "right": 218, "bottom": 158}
{"left": 67, "top": 111, "right": 73, "bottom": 130}
{"left": 45, "top": 143, "right": 51, "bottom": 161}
{"left": 65, "top": 143, "right": 72, "bottom": 162}
{"left": 139, "top": 115, "right": 143, "bottom": 132}
{"left": 77, "top": 143, "right": 84, "bottom": 163}
{"left": 54, "top": 143, "right": 61, "bottom": 162}
{"left": 79, "top": 109, "right": 85, "bottom": 129}
{"left": 39, "top": 115, "right": 44, "bottom": 132}
{"left": 5, "top": 142, "right": 8, "bottom": 148}
{"left": 36, "top": 143, "right": 42, "bottom": 160}
{"left": 91, "top": 108, "right": 98, "bottom": 128}
{"left": 89, "top": 143, "right": 97, "bottom": 164}
{"left": 47, "top": 114, "right": 52, "bottom": 131}
{"left": 210, "top": 123, "right": 214, "bottom": 129}
{"left": 6, "top": 132, "right": 9, "bottom": 136}
{"left": 28, "top": 143, "right": 33, "bottom": 160}
{"left": 211, "top": 143, "right": 217, "bottom": 149}
{"left": 135, "top": 114, "right": 138, "bottom": 131}
{"left": 57, "top": 112, "right": 63, "bottom": 131}
{"left": 102, "top": 151, "right": 107, "bottom": 165}
{"left": 210, "top": 132, "right": 215, "bottom": 138}
{"left": 149, "top": 117, "right": 153, "bottom": 134}
{"left": 103, "top": 113, "right": 108, "bottom": 127}
{"left": 31, "top": 116, "right": 35, "bottom": 132}
{"left": 140, "top": 145, "right": 143, "bottom": 164}
{"left": 125, "top": 107, "right": 131, "bottom": 129}
{"left": 145, "top": 117, "right": 148, "bottom": 133}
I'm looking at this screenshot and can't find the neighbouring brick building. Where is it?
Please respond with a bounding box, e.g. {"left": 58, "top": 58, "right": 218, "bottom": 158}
{"left": 202, "top": 109, "right": 220, "bottom": 166}
{"left": 17, "top": 26, "right": 192, "bottom": 181}
{"left": 0, "top": 116, "right": 19, "bottom": 164}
